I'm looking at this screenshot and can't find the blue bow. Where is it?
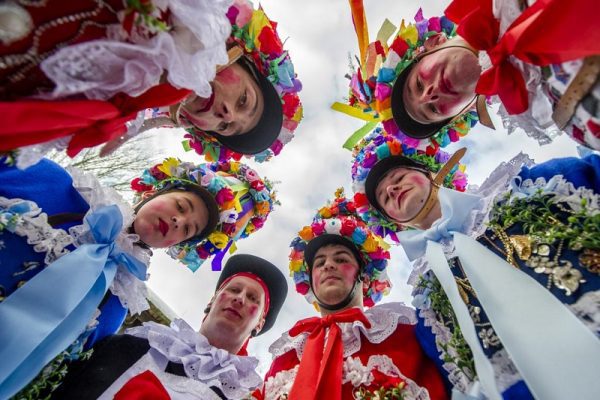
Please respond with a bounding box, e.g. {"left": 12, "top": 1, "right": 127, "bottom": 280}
{"left": 0, "top": 205, "right": 147, "bottom": 399}
{"left": 397, "top": 187, "right": 481, "bottom": 261}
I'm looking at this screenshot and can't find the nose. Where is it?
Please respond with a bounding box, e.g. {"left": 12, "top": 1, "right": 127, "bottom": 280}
{"left": 217, "top": 100, "right": 236, "bottom": 123}
{"left": 322, "top": 259, "right": 337, "bottom": 271}
{"left": 421, "top": 81, "right": 439, "bottom": 102}
{"left": 231, "top": 291, "right": 245, "bottom": 307}
{"left": 171, "top": 215, "right": 180, "bottom": 230}
{"left": 386, "top": 184, "right": 400, "bottom": 198}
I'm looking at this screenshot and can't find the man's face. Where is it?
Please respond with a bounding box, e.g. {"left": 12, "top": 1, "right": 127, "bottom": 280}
{"left": 312, "top": 244, "right": 360, "bottom": 306}
{"left": 375, "top": 167, "right": 432, "bottom": 223}
{"left": 204, "top": 276, "right": 266, "bottom": 341}
{"left": 402, "top": 35, "right": 481, "bottom": 124}
{"left": 181, "top": 62, "right": 265, "bottom": 137}
{"left": 133, "top": 190, "right": 209, "bottom": 248}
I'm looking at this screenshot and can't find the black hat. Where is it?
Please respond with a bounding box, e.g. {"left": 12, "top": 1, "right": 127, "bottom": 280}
{"left": 210, "top": 58, "right": 283, "bottom": 155}
{"left": 216, "top": 254, "right": 287, "bottom": 335}
{"left": 390, "top": 61, "right": 452, "bottom": 139}
{"left": 364, "top": 155, "right": 430, "bottom": 213}
{"left": 304, "top": 234, "right": 364, "bottom": 272}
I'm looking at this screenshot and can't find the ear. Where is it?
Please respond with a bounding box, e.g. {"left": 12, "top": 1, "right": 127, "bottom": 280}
{"left": 141, "top": 190, "right": 156, "bottom": 200}
{"left": 254, "top": 315, "right": 266, "bottom": 334}
{"left": 423, "top": 32, "right": 447, "bottom": 51}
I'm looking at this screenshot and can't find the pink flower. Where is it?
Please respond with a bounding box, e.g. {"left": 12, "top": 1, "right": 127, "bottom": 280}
{"left": 215, "top": 188, "right": 234, "bottom": 205}
{"left": 296, "top": 282, "right": 310, "bottom": 295}
{"left": 311, "top": 220, "right": 325, "bottom": 236}
{"left": 270, "top": 140, "right": 284, "bottom": 156}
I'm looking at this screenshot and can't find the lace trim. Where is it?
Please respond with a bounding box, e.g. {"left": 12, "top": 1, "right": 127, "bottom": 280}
{"left": 67, "top": 166, "right": 151, "bottom": 313}
{"left": 0, "top": 196, "right": 73, "bottom": 264}
{"left": 489, "top": 348, "right": 524, "bottom": 393}
{"left": 127, "top": 319, "right": 262, "bottom": 399}
{"left": 39, "top": 0, "right": 232, "bottom": 100}
{"left": 268, "top": 303, "right": 417, "bottom": 360}
{"left": 343, "top": 355, "right": 431, "bottom": 400}
{"left": 569, "top": 290, "right": 600, "bottom": 337}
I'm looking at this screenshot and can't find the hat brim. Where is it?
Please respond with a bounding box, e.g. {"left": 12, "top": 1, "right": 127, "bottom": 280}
{"left": 216, "top": 254, "right": 287, "bottom": 335}
{"left": 390, "top": 61, "right": 451, "bottom": 139}
{"left": 211, "top": 68, "right": 283, "bottom": 155}
{"left": 365, "top": 155, "right": 430, "bottom": 212}
{"left": 304, "top": 234, "right": 364, "bottom": 271}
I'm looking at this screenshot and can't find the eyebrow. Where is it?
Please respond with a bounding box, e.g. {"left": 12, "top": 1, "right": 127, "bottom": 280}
{"left": 314, "top": 249, "right": 353, "bottom": 261}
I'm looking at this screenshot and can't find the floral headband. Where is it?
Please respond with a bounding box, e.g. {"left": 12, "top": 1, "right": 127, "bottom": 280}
{"left": 335, "top": 8, "right": 479, "bottom": 152}
{"left": 132, "top": 158, "right": 276, "bottom": 271}
{"left": 289, "top": 189, "right": 391, "bottom": 308}
{"left": 351, "top": 128, "right": 468, "bottom": 242}
{"left": 183, "top": 0, "right": 303, "bottom": 163}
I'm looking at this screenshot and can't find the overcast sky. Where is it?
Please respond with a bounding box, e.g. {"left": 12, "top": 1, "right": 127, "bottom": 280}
{"left": 144, "top": 0, "right": 579, "bottom": 375}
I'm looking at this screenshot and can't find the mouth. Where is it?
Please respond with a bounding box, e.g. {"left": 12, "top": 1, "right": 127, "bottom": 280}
{"left": 321, "top": 275, "right": 341, "bottom": 284}
{"left": 396, "top": 188, "right": 411, "bottom": 208}
{"left": 158, "top": 218, "right": 169, "bottom": 237}
{"left": 183, "top": 90, "right": 215, "bottom": 114}
{"left": 440, "top": 69, "right": 457, "bottom": 95}
{"left": 223, "top": 307, "right": 242, "bottom": 319}
{"left": 197, "top": 91, "right": 215, "bottom": 113}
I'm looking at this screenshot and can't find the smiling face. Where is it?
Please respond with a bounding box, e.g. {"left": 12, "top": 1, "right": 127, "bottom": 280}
{"left": 133, "top": 190, "right": 210, "bottom": 248}
{"left": 402, "top": 35, "right": 481, "bottom": 124}
{"left": 311, "top": 244, "right": 361, "bottom": 307}
{"left": 203, "top": 276, "right": 266, "bottom": 344}
{"left": 375, "top": 167, "right": 432, "bottom": 223}
{"left": 180, "top": 62, "right": 265, "bottom": 137}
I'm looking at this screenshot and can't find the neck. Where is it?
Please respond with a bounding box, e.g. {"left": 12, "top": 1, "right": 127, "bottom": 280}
{"left": 199, "top": 325, "right": 245, "bottom": 354}
{"left": 408, "top": 199, "right": 442, "bottom": 231}
{"left": 319, "top": 296, "right": 364, "bottom": 317}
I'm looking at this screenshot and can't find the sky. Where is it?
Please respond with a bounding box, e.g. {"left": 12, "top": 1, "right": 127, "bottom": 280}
{"left": 143, "top": 0, "right": 579, "bottom": 376}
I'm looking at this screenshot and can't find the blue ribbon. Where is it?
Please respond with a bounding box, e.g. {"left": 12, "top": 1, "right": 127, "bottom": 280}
{"left": 397, "top": 187, "right": 481, "bottom": 261}
{"left": 0, "top": 205, "right": 147, "bottom": 398}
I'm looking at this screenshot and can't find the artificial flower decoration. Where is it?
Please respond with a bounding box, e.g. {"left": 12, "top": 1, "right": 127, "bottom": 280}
{"left": 335, "top": 8, "right": 479, "bottom": 152}
{"left": 183, "top": 0, "right": 303, "bottom": 163}
{"left": 289, "top": 189, "right": 392, "bottom": 308}
{"left": 132, "top": 158, "right": 277, "bottom": 271}
{"left": 351, "top": 128, "right": 468, "bottom": 242}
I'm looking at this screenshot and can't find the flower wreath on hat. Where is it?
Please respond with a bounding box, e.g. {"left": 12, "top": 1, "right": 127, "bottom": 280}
{"left": 351, "top": 128, "right": 468, "bottom": 242}
{"left": 131, "top": 157, "right": 277, "bottom": 271}
{"left": 335, "top": 8, "right": 479, "bottom": 152}
{"left": 183, "top": 0, "right": 303, "bottom": 163}
{"left": 289, "top": 189, "right": 391, "bottom": 308}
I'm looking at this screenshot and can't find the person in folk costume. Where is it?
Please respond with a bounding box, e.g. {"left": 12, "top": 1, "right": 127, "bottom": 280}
{"left": 0, "top": 0, "right": 303, "bottom": 168}
{"left": 51, "top": 254, "right": 288, "bottom": 400}
{"left": 350, "top": 130, "right": 600, "bottom": 399}
{"left": 338, "top": 0, "right": 600, "bottom": 153}
{"left": 262, "top": 190, "right": 449, "bottom": 400}
{"left": 0, "top": 156, "right": 276, "bottom": 399}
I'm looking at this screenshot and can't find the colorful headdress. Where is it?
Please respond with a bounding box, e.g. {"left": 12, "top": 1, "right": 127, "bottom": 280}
{"left": 131, "top": 158, "right": 277, "bottom": 271}
{"left": 351, "top": 128, "right": 468, "bottom": 241}
{"left": 289, "top": 189, "right": 392, "bottom": 308}
{"left": 183, "top": 0, "right": 303, "bottom": 163}
{"left": 334, "top": 7, "right": 479, "bottom": 152}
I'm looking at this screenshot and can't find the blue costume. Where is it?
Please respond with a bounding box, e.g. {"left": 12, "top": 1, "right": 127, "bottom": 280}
{"left": 0, "top": 159, "right": 149, "bottom": 398}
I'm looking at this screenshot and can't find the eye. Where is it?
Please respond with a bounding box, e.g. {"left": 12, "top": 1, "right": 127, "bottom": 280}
{"left": 416, "top": 77, "right": 423, "bottom": 91}
{"left": 314, "top": 260, "right": 324, "bottom": 269}
{"left": 184, "top": 224, "right": 190, "bottom": 236}
{"left": 238, "top": 91, "right": 247, "bottom": 107}
{"left": 228, "top": 287, "right": 241, "bottom": 293}
{"left": 217, "top": 122, "right": 228, "bottom": 132}
{"left": 429, "top": 104, "right": 439, "bottom": 114}
{"left": 176, "top": 200, "right": 184, "bottom": 213}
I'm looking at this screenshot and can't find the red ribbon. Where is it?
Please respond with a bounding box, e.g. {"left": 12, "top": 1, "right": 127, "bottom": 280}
{"left": 287, "top": 308, "right": 371, "bottom": 400}
{"left": 114, "top": 370, "right": 170, "bottom": 400}
{"left": 445, "top": 0, "right": 600, "bottom": 115}
{"left": 0, "top": 83, "right": 191, "bottom": 157}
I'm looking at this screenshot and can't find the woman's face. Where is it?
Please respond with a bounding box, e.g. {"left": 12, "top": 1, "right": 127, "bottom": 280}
{"left": 402, "top": 35, "right": 481, "bottom": 123}
{"left": 133, "top": 190, "right": 209, "bottom": 248}
{"left": 205, "top": 276, "right": 266, "bottom": 341}
{"left": 311, "top": 244, "right": 360, "bottom": 306}
{"left": 375, "top": 167, "right": 432, "bottom": 223}
{"left": 181, "top": 63, "right": 265, "bottom": 136}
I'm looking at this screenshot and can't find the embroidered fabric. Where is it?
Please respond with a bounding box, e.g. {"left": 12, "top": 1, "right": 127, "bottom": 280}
{"left": 0, "top": 196, "right": 73, "bottom": 264}
{"left": 67, "top": 166, "right": 151, "bottom": 313}
{"left": 490, "top": 0, "right": 562, "bottom": 145}
{"left": 569, "top": 290, "right": 600, "bottom": 337}
{"left": 263, "top": 365, "right": 299, "bottom": 400}
{"left": 268, "top": 303, "right": 416, "bottom": 360}
{"left": 489, "top": 348, "right": 524, "bottom": 393}
{"left": 343, "top": 355, "right": 431, "bottom": 400}
{"left": 127, "top": 319, "right": 262, "bottom": 399}
{"left": 39, "top": 0, "right": 232, "bottom": 100}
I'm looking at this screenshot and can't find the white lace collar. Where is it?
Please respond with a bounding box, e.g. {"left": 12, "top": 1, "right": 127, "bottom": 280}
{"left": 269, "top": 303, "right": 417, "bottom": 360}
{"left": 127, "top": 319, "right": 262, "bottom": 399}
{"left": 67, "top": 166, "right": 151, "bottom": 314}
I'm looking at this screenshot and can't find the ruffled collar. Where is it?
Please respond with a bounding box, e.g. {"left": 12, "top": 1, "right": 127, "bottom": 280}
{"left": 269, "top": 303, "right": 417, "bottom": 360}
{"left": 127, "top": 319, "right": 262, "bottom": 399}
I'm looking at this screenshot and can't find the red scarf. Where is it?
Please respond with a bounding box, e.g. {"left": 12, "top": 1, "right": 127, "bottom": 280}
{"left": 287, "top": 308, "right": 371, "bottom": 400}
{"left": 445, "top": 0, "right": 600, "bottom": 114}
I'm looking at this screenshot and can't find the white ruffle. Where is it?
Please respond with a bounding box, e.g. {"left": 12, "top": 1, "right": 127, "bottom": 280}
{"left": 67, "top": 166, "right": 151, "bottom": 313}
{"left": 268, "top": 303, "right": 417, "bottom": 360}
{"left": 127, "top": 319, "right": 262, "bottom": 399}
{"left": 569, "top": 291, "right": 600, "bottom": 337}
{"left": 0, "top": 196, "right": 73, "bottom": 264}
{"left": 39, "top": 0, "right": 232, "bottom": 100}
{"left": 264, "top": 365, "right": 298, "bottom": 400}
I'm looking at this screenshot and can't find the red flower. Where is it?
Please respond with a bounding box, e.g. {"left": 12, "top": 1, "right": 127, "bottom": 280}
{"left": 149, "top": 165, "right": 167, "bottom": 181}
{"left": 196, "top": 245, "right": 211, "bottom": 259}
{"left": 296, "top": 282, "right": 310, "bottom": 295}
{"left": 258, "top": 26, "right": 283, "bottom": 56}
{"left": 250, "top": 180, "right": 265, "bottom": 191}
{"left": 282, "top": 93, "right": 300, "bottom": 118}
{"left": 251, "top": 217, "right": 265, "bottom": 230}
{"left": 346, "top": 201, "right": 357, "bottom": 213}
{"left": 222, "top": 223, "right": 236, "bottom": 235}
{"left": 131, "top": 177, "right": 153, "bottom": 193}
{"left": 390, "top": 37, "right": 409, "bottom": 57}
{"left": 369, "top": 370, "right": 404, "bottom": 391}
{"left": 339, "top": 218, "right": 357, "bottom": 236}
{"left": 354, "top": 192, "right": 369, "bottom": 208}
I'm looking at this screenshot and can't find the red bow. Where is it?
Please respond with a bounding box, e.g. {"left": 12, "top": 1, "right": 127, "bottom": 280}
{"left": 114, "top": 370, "right": 170, "bottom": 400}
{"left": 0, "top": 83, "right": 191, "bottom": 157}
{"left": 445, "top": 0, "right": 600, "bottom": 115}
{"left": 287, "top": 308, "right": 371, "bottom": 400}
